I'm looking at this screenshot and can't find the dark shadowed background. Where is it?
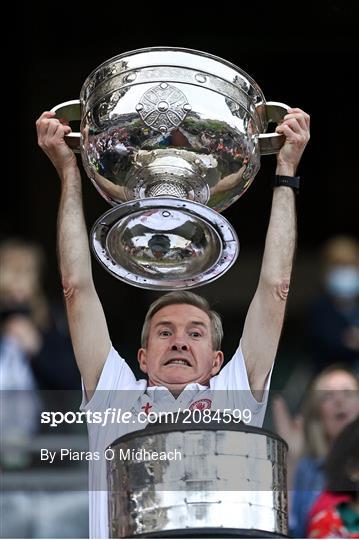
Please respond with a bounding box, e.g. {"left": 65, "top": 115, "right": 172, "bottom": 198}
{"left": 3, "top": 1, "right": 358, "bottom": 385}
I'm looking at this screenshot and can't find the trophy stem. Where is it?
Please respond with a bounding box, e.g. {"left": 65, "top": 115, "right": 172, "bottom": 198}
{"left": 146, "top": 181, "right": 188, "bottom": 198}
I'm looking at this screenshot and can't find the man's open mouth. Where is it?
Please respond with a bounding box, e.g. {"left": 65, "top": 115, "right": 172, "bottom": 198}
{"left": 164, "top": 359, "right": 191, "bottom": 367}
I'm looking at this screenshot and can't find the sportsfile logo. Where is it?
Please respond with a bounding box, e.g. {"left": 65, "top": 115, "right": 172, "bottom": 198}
{"left": 40, "top": 407, "right": 252, "bottom": 427}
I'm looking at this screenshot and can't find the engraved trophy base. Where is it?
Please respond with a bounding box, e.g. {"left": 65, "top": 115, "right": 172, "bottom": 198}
{"left": 107, "top": 419, "right": 288, "bottom": 537}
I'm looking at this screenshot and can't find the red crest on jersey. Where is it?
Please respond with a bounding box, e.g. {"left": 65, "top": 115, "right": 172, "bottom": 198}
{"left": 189, "top": 399, "right": 212, "bottom": 411}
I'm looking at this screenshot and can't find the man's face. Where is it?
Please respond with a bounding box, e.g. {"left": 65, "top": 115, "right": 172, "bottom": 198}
{"left": 138, "top": 304, "right": 223, "bottom": 395}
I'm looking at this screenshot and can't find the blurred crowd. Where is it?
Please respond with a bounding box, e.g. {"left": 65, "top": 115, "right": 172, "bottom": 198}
{"left": 0, "top": 238, "right": 80, "bottom": 391}
{"left": 273, "top": 235, "right": 359, "bottom": 537}
{"left": 0, "top": 239, "right": 80, "bottom": 466}
{"left": 308, "top": 235, "right": 359, "bottom": 371}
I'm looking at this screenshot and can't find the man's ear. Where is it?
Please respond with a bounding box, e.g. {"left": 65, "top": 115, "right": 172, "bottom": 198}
{"left": 137, "top": 348, "right": 148, "bottom": 374}
{"left": 210, "top": 351, "right": 224, "bottom": 376}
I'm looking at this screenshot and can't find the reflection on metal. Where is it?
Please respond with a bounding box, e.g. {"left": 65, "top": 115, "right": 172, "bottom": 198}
{"left": 91, "top": 198, "right": 237, "bottom": 289}
{"left": 107, "top": 419, "right": 288, "bottom": 538}
{"left": 52, "top": 47, "right": 290, "bottom": 289}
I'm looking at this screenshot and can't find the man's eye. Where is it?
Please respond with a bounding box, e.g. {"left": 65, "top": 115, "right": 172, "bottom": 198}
{"left": 190, "top": 331, "right": 201, "bottom": 338}
{"left": 159, "top": 330, "right": 171, "bottom": 337}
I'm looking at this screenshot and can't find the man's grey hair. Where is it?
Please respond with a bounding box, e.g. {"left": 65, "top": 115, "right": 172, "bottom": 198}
{"left": 141, "top": 291, "right": 223, "bottom": 350}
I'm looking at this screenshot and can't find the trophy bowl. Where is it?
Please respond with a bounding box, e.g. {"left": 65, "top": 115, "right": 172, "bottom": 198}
{"left": 53, "top": 47, "right": 289, "bottom": 289}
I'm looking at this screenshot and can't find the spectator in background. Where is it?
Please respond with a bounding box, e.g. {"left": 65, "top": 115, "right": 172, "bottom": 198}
{"left": 273, "top": 364, "right": 359, "bottom": 537}
{"left": 0, "top": 239, "right": 87, "bottom": 535}
{"left": 0, "top": 331, "right": 40, "bottom": 468}
{"left": 0, "top": 238, "right": 80, "bottom": 391}
{"left": 307, "top": 418, "right": 359, "bottom": 538}
{"left": 308, "top": 235, "right": 359, "bottom": 372}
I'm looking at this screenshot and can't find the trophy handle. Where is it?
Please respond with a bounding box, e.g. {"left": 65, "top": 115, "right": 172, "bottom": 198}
{"left": 258, "top": 102, "right": 291, "bottom": 155}
{"left": 51, "top": 100, "right": 81, "bottom": 153}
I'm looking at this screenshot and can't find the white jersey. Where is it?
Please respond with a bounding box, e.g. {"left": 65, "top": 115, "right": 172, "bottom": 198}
{"left": 81, "top": 340, "right": 272, "bottom": 539}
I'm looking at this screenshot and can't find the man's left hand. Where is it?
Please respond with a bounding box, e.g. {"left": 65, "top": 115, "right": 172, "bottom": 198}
{"left": 275, "top": 108, "right": 310, "bottom": 176}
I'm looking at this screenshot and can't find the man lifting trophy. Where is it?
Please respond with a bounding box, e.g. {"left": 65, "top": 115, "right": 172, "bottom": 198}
{"left": 37, "top": 47, "right": 310, "bottom": 538}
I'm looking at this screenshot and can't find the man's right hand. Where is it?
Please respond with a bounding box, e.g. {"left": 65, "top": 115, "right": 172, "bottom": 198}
{"left": 36, "top": 110, "right": 111, "bottom": 397}
{"left": 36, "top": 111, "right": 78, "bottom": 176}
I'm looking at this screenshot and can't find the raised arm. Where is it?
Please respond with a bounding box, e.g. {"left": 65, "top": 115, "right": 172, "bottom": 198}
{"left": 242, "top": 108, "right": 310, "bottom": 400}
{"left": 36, "top": 112, "right": 111, "bottom": 397}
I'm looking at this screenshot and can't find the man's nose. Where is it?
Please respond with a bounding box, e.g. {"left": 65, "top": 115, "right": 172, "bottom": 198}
{"left": 171, "top": 341, "right": 188, "bottom": 351}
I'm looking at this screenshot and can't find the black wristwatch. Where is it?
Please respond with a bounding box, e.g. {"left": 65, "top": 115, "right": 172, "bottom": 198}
{"left": 272, "top": 175, "right": 300, "bottom": 194}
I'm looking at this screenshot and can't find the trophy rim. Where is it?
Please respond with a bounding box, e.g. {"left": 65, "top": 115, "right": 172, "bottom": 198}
{"left": 107, "top": 417, "right": 289, "bottom": 451}
{"left": 81, "top": 45, "right": 266, "bottom": 105}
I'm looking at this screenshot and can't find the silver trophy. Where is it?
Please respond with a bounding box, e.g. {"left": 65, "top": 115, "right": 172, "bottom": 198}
{"left": 107, "top": 419, "right": 288, "bottom": 537}
{"left": 53, "top": 47, "right": 289, "bottom": 290}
